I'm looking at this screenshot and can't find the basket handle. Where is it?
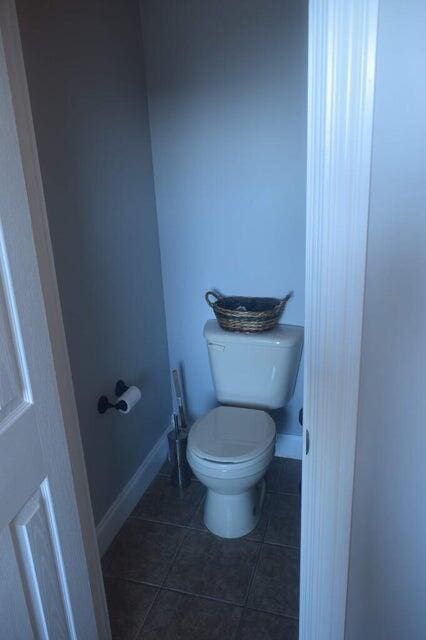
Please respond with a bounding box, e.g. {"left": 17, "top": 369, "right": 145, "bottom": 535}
{"left": 278, "top": 291, "right": 293, "bottom": 309}
{"left": 205, "top": 291, "right": 221, "bottom": 307}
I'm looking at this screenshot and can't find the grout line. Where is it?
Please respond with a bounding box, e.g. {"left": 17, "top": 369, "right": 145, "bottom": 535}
{"left": 266, "top": 488, "right": 301, "bottom": 497}
{"left": 158, "top": 584, "right": 246, "bottom": 608}
{"left": 244, "top": 603, "right": 299, "bottom": 621}
{"left": 262, "top": 540, "right": 301, "bottom": 552}
{"left": 239, "top": 494, "right": 271, "bottom": 610}
{"left": 103, "top": 576, "right": 161, "bottom": 640}
{"left": 129, "top": 507, "right": 300, "bottom": 531}
{"left": 236, "top": 507, "right": 301, "bottom": 634}
{"left": 131, "top": 526, "right": 192, "bottom": 639}
{"left": 128, "top": 515, "right": 194, "bottom": 530}
{"left": 106, "top": 464, "right": 301, "bottom": 637}
{"left": 104, "top": 575, "right": 162, "bottom": 589}
{"left": 233, "top": 542, "right": 264, "bottom": 639}
{"left": 243, "top": 537, "right": 264, "bottom": 608}
{"left": 128, "top": 513, "right": 266, "bottom": 544}
{"left": 160, "top": 525, "right": 192, "bottom": 589}
{"left": 109, "top": 578, "right": 299, "bottom": 631}
{"left": 130, "top": 489, "right": 204, "bottom": 525}
{"left": 234, "top": 511, "right": 269, "bottom": 639}
{"left": 132, "top": 587, "right": 162, "bottom": 640}
{"left": 233, "top": 607, "right": 245, "bottom": 640}
{"left": 260, "top": 514, "right": 269, "bottom": 545}
{"left": 191, "top": 487, "right": 206, "bottom": 517}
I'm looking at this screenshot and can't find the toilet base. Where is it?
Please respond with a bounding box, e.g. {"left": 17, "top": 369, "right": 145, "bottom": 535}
{"left": 203, "top": 478, "right": 266, "bottom": 539}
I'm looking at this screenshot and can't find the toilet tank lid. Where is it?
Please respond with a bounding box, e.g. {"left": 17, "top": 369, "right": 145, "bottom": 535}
{"left": 204, "top": 320, "right": 303, "bottom": 348}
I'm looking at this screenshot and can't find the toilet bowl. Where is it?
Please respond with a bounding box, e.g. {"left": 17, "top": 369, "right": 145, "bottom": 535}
{"left": 187, "top": 405, "right": 276, "bottom": 538}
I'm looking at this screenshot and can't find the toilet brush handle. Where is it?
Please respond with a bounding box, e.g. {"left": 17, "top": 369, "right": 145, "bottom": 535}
{"left": 172, "top": 369, "right": 187, "bottom": 429}
{"left": 173, "top": 413, "right": 180, "bottom": 440}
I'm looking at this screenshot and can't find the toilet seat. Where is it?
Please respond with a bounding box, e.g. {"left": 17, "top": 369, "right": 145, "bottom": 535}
{"left": 188, "top": 405, "right": 276, "bottom": 464}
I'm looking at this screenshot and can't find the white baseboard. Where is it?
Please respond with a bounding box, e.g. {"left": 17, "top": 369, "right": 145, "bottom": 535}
{"left": 96, "top": 428, "right": 301, "bottom": 555}
{"left": 96, "top": 426, "right": 169, "bottom": 556}
{"left": 275, "top": 433, "right": 303, "bottom": 460}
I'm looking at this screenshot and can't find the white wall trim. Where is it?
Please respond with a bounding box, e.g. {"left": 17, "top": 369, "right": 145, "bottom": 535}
{"left": 96, "top": 427, "right": 169, "bottom": 557}
{"left": 300, "top": 2, "right": 379, "bottom": 640}
{"left": 275, "top": 434, "right": 302, "bottom": 460}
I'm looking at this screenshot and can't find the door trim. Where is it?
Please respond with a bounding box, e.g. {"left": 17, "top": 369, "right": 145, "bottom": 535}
{"left": 0, "top": 2, "right": 111, "bottom": 637}
{"left": 300, "top": 1, "right": 379, "bottom": 638}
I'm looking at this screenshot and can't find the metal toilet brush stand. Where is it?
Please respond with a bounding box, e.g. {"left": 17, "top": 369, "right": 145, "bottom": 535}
{"left": 168, "top": 414, "right": 191, "bottom": 489}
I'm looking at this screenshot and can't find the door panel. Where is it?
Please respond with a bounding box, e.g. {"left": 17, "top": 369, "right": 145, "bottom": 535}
{"left": 0, "top": 527, "right": 34, "bottom": 640}
{"left": 12, "top": 482, "right": 75, "bottom": 639}
{"left": 0, "top": 417, "right": 44, "bottom": 531}
{"left": 0, "top": 227, "right": 31, "bottom": 422}
{"left": 0, "top": 2, "right": 100, "bottom": 637}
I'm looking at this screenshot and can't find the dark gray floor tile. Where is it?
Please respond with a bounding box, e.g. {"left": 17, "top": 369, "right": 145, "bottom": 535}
{"left": 102, "top": 519, "right": 186, "bottom": 585}
{"left": 104, "top": 577, "right": 157, "bottom": 640}
{"left": 247, "top": 544, "right": 299, "bottom": 618}
{"left": 264, "top": 494, "right": 301, "bottom": 548}
{"left": 237, "top": 608, "right": 298, "bottom": 640}
{"left": 189, "top": 496, "right": 205, "bottom": 530}
{"left": 138, "top": 589, "right": 242, "bottom": 640}
{"left": 266, "top": 458, "right": 301, "bottom": 495}
{"left": 165, "top": 529, "right": 259, "bottom": 604}
{"left": 159, "top": 459, "right": 172, "bottom": 476}
{"left": 132, "top": 474, "right": 205, "bottom": 526}
{"left": 159, "top": 458, "right": 198, "bottom": 481}
{"left": 190, "top": 497, "right": 268, "bottom": 542}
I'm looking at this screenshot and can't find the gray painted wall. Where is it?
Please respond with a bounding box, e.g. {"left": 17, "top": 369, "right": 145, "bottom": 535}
{"left": 346, "top": 1, "right": 426, "bottom": 638}
{"left": 140, "top": 0, "right": 307, "bottom": 436}
{"left": 17, "top": 0, "right": 172, "bottom": 524}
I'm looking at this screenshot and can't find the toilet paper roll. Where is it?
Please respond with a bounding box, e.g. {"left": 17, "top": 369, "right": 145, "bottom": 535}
{"left": 117, "top": 386, "right": 142, "bottom": 414}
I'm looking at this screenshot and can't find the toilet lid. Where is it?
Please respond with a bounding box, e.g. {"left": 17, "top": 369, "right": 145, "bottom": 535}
{"left": 188, "top": 406, "right": 276, "bottom": 463}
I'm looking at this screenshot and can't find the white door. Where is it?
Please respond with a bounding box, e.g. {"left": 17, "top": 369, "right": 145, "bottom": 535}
{"left": 0, "top": 6, "right": 101, "bottom": 640}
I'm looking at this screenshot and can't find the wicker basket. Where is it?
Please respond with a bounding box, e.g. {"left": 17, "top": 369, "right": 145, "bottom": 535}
{"left": 205, "top": 291, "right": 291, "bottom": 333}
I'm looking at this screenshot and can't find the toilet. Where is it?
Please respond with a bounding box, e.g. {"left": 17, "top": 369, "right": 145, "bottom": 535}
{"left": 187, "top": 320, "right": 303, "bottom": 539}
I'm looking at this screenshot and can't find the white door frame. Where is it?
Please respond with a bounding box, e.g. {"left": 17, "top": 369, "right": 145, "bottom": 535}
{"left": 300, "top": 1, "right": 379, "bottom": 639}
{"left": 0, "top": 1, "right": 111, "bottom": 637}
{"left": 1, "top": 0, "right": 379, "bottom": 638}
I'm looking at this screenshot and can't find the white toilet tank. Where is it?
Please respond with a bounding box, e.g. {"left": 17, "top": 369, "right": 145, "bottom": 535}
{"left": 204, "top": 320, "right": 303, "bottom": 410}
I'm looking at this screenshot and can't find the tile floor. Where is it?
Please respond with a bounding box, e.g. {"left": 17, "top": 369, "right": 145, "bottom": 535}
{"left": 102, "top": 457, "right": 301, "bottom": 640}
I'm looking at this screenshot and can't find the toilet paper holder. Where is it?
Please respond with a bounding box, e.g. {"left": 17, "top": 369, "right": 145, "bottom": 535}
{"left": 97, "top": 380, "right": 130, "bottom": 414}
